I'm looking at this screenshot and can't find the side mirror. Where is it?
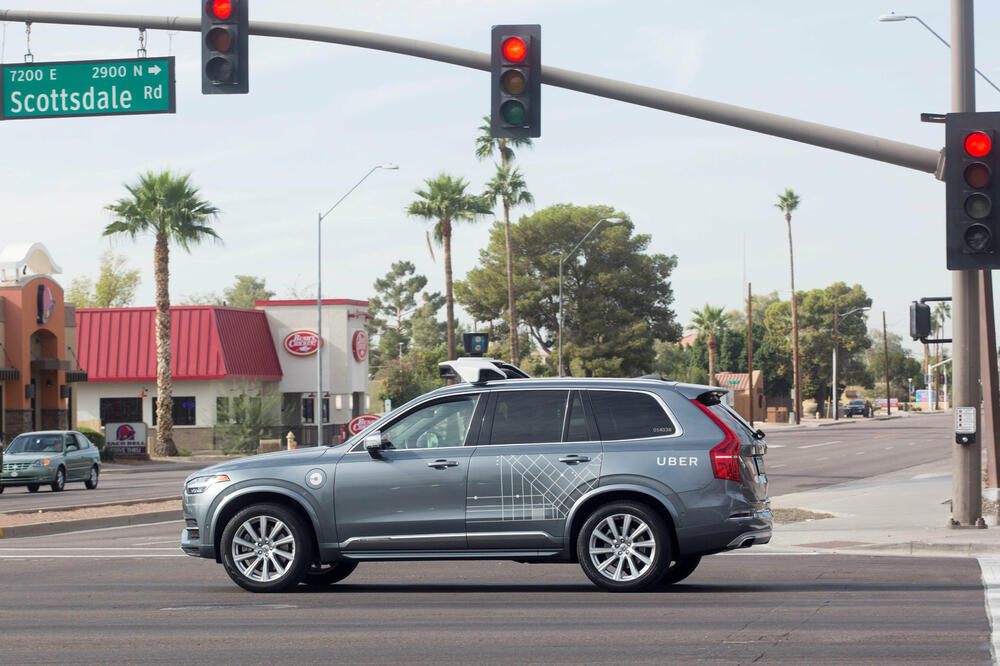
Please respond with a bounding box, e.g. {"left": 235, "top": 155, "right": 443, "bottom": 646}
{"left": 754, "top": 429, "right": 766, "bottom": 440}
{"left": 365, "top": 432, "right": 386, "bottom": 459}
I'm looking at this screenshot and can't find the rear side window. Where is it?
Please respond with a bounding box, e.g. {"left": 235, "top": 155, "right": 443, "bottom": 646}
{"left": 589, "top": 390, "right": 675, "bottom": 440}
{"left": 489, "top": 390, "right": 568, "bottom": 445}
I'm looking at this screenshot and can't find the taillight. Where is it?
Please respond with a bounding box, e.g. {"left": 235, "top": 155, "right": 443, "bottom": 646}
{"left": 690, "top": 399, "right": 741, "bottom": 482}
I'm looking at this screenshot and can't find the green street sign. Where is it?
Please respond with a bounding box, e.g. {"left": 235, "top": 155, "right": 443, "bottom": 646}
{"left": 1, "top": 57, "right": 175, "bottom": 120}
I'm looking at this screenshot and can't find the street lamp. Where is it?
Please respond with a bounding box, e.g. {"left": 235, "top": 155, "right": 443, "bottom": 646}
{"left": 831, "top": 305, "right": 869, "bottom": 420}
{"left": 316, "top": 163, "right": 398, "bottom": 447}
{"left": 878, "top": 12, "right": 1000, "bottom": 96}
{"left": 558, "top": 217, "right": 625, "bottom": 377}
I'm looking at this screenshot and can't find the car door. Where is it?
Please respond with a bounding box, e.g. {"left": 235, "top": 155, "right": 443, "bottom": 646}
{"left": 466, "top": 389, "right": 603, "bottom": 550}
{"left": 63, "top": 434, "right": 86, "bottom": 480}
{"left": 334, "top": 393, "right": 484, "bottom": 552}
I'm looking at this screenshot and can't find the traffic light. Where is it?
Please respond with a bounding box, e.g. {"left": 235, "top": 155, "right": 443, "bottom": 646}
{"left": 945, "top": 112, "right": 1000, "bottom": 269}
{"left": 201, "top": 0, "right": 249, "bottom": 94}
{"left": 490, "top": 24, "right": 540, "bottom": 138}
{"left": 909, "top": 301, "right": 931, "bottom": 341}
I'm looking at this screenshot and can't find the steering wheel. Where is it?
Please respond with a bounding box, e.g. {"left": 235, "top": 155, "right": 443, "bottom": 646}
{"left": 415, "top": 432, "right": 440, "bottom": 449}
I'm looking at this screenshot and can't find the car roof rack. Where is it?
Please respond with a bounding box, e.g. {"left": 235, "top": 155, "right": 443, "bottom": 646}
{"left": 439, "top": 357, "right": 530, "bottom": 385}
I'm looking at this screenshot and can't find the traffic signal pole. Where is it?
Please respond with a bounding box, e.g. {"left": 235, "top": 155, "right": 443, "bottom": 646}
{"left": 950, "top": 0, "right": 986, "bottom": 528}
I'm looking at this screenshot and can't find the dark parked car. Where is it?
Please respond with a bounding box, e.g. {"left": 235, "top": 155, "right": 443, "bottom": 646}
{"left": 845, "top": 399, "right": 872, "bottom": 418}
{"left": 181, "top": 358, "right": 771, "bottom": 593}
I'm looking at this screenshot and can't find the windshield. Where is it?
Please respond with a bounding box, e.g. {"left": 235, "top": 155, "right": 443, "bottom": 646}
{"left": 6, "top": 434, "right": 64, "bottom": 454}
{"left": 849, "top": 400, "right": 866, "bottom": 406}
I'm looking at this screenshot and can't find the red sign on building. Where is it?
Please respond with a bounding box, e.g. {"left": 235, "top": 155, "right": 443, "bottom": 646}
{"left": 348, "top": 413, "right": 379, "bottom": 435}
{"left": 352, "top": 330, "right": 368, "bottom": 362}
{"left": 283, "top": 330, "right": 320, "bottom": 356}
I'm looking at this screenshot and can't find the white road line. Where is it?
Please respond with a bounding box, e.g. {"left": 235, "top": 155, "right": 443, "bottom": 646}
{"left": 816, "top": 457, "right": 827, "bottom": 461}
{"left": 885, "top": 446, "right": 894, "bottom": 450}
{"left": 769, "top": 464, "right": 787, "bottom": 469}
{"left": 979, "top": 557, "right": 1000, "bottom": 663}
{"left": 765, "top": 444, "right": 785, "bottom": 448}
{"left": 855, "top": 451, "right": 866, "bottom": 455}
{"left": 799, "top": 441, "right": 841, "bottom": 450}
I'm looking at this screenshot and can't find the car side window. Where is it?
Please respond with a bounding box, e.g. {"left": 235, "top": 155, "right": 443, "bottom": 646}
{"left": 66, "top": 436, "right": 79, "bottom": 451}
{"left": 565, "top": 392, "right": 590, "bottom": 442}
{"left": 589, "top": 390, "right": 676, "bottom": 441}
{"left": 75, "top": 433, "right": 91, "bottom": 449}
{"left": 381, "top": 394, "right": 480, "bottom": 450}
{"left": 488, "top": 390, "right": 568, "bottom": 445}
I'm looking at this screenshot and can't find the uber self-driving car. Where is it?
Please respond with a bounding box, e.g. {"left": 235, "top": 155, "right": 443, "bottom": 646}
{"left": 181, "top": 358, "right": 771, "bottom": 592}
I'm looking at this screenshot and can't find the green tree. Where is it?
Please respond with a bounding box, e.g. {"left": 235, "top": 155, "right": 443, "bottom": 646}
{"left": 866, "top": 327, "right": 923, "bottom": 403}
{"left": 690, "top": 305, "right": 726, "bottom": 384}
{"left": 104, "top": 170, "right": 220, "bottom": 456}
{"left": 482, "top": 166, "right": 534, "bottom": 365}
{"left": 214, "top": 384, "right": 281, "bottom": 454}
{"left": 475, "top": 114, "right": 532, "bottom": 169}
{"left": 368, "top": 261, "right": 428, "bottom": 366}
{"left": 406, "top": 173, "right": 493, "bottom": 360}
{"left": 223, "top": 275, "right": 274, "bottom": 308}
{"left": 65, "top": 250, "right": 141, "bottom": 308}
{"left": 411, "top": 291, "right": 447, "bottom": 351}
{"left": 457, "top": 204, "right": 682, "bottom": 376}
{"left": 775, "top": 188, "right": 802, "bottom": 423}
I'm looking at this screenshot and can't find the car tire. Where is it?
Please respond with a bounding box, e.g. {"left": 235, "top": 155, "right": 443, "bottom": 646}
{"left": 0, "top": 485, "right": 4, "bottom": 494}
{"left": 302, "top": 560, "right": 359, "bottom": 586}
{"left": 50, "top": 467, "right": 65, "bottom": 492}
{"left": 221, "top": 503, "right": 311, "bottom": 593}
{"left": 576, "top": 500, "right": 670, "bottom": 592}
{"left": 27, "top": 484, "right": 39, "bottom": 493}
{"left": 84, "top": 465, "right": 99, "bottom": 490}
{"left": 657, "top": 555, "right": 702, "bottom": 586}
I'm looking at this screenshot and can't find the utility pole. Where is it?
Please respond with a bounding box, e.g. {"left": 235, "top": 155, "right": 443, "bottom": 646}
{"left": 950, "top": 0, "right": 986, "bottom": 527}
{"left": 747, "top": 282, "right": 754, "bottom": 426}
{"left": 833, "top": 302, "right": 839, "bottom": 420}
{"left": 883, "top": 311, "right": 891, "bottom": 416}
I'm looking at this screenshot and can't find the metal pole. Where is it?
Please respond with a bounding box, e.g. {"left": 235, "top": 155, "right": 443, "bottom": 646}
{"left": 316, "top": 211, "right": 323, "bottom": 448}
{"left": 883, "top": 310, "right": 891, "bottom": 416}
{"left": 833, "top": 302, "right": 839, "bottom": 420}
{"left": 950, "top": 0, "right": 985, "bottom": 527}
{"left": 0, "top": 9, "right": 942, "bottom": 175}
{"left": 558, "top": 259, "right": 564, "bottom": 377}
{"left": 747, "top": 282, "right": 754, "bottom": 426}
{"left": 980, "top": 272, "right": 1000, "bottom": 489}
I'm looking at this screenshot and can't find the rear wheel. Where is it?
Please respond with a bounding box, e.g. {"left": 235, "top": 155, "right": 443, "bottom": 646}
{"left": 576, "top": 501, "right": 670, "bottom": 592}
{"left": 302, "top": 560, "right": 358, "bottom": 586}
{"left": 0, "top": 485, "right": 4, "bottom": 494}
{"left": 221, "top": 503, "right": 311, "bottom": 593}
{"left": 50, "top": 467, "right": 65, "bottom": 492}
{"left": 84, "top": 465, "right": 99, "bottom": 489}
{"left": 657, "top": 555, "right": 702, "bottom": 586}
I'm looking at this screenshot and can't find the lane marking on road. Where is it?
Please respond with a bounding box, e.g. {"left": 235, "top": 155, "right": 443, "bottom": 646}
{"left": 799, "top": 441, "right": 841, "bottom": 449}
{"left": 885, "top": 446, "right": 894, "bottom": 450}
{"left": 978, "top": 557, "right": 1000, "bottom": 663}
{"left": 160, "top": 604, "right": 297, "bottom": 611}
{"left": 855, "top": 451, "right": 866, "bottom": 455}
{"left": 816, "top": 457, "right": 828, "bottom": 461}
{"left": 765, "top": 444, "right": 785, "bottom": 448}
{"left": 769, "top": 464, "right": 787, "bottom": 469}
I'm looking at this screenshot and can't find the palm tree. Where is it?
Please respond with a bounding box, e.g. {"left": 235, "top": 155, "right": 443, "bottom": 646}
{"left": 775, "top": 188, "right": 802, "bottom": 424}
{"left": 104, "top": 171, "right": 220, "bottom": 456}
{"left": 407, "top": 174, "right": 492, "bottom": 360}
{"left": 476, "top": 116, "right": 533, "bottom": 365}
{"left": 691, "top": 305, "right": 726, "bottom": 384}
{"left": 483, "top": 166, "right": 533, "bottom": 365}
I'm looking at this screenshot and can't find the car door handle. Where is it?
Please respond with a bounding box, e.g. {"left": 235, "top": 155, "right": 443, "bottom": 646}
{"left": 558, "top": 455, "right": 591, "bottom": 464}
{"left": 427, "top": 459, "right": 459, "bottom": 469}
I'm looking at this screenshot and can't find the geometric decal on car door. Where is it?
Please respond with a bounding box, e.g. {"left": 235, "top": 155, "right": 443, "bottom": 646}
{"left": 467, "top": 453, "right": 603, "bottom": 522}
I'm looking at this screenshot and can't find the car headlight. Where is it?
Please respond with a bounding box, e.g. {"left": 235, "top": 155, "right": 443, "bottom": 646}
{"left": 31, "top": 459, "right": 51, "bottom": 467}
{"left": 185, "top": 474, "right": 231, "bottom": 495}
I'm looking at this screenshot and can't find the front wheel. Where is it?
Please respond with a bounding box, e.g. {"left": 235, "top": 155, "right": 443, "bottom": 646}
{"left": 576, "top": 501, "right": 670, "bottom": 592}
{"left": 657, "top": 555, "right": 702, "bottom": 586}
{"left": 27, "top": 484, "right": 39, "bottom": 493}
{"left": 50, "top": 468, "right": 65, "bottom": 492}
{"left": 84, "top": 465, "right": 99, "bottom": 489}
{"left": 221, "top": 503, "right": 311, "bottom": 593}
{"left": 302, "top": 560, "right": 359, "bottom": 586}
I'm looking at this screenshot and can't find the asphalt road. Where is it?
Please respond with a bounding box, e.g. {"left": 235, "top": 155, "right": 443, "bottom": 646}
{"left": 0, "top": 461, "right": 211, "bottom": 511}
{"left": 762, "top": 412, "right": 952, "bottom": 496}
{"left": 0, "top": 521, "right": 991, "bottom": 664}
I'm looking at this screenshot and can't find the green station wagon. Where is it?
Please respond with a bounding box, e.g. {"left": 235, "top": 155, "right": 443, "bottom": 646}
{"left": 1, "top": 431, "right": 101, "bottom": 493}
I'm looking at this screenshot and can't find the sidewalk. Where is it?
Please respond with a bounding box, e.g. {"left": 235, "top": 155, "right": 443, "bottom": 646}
{"left": 763, "top": 457, "right": 999, "bottom": 557}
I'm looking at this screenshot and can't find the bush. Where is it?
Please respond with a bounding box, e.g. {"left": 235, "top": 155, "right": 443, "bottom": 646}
{"left": 175, "top": 447, "right": 192, "bottom": 457}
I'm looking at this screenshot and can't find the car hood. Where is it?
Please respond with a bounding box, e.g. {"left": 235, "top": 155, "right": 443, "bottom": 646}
{"left": 188, "top": 447, "right": 331, "bottom": 478}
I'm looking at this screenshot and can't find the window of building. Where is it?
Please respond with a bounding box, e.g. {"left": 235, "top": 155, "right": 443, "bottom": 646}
{"left": 152, "top": 396, "right": 197, "bottom": 426}
{"left": 488, "top": 390, "right": 568, "bottom": 445}
{"left": 99, "top": 397, "right": 142, "bottom": 425}
{"left": 588, "top": 391, "right": 675, "bottom": 441}
{"left": 302, "top": 397, "right": 330, "bottom": 424}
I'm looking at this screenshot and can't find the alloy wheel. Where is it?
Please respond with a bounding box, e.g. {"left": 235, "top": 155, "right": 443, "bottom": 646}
{"left": 230, "top": 515, "right": 297, "bottom": 583}
{"left": 588, "top": 513, "right": 657, "bottom": 582}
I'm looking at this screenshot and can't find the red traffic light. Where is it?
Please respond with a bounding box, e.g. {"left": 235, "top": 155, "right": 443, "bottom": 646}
{"left": 965, "top": 131, "right": 992, "bottom": 157}
{"left": 503, "top": 37, "right": 526, "bottom": 62}
{"left": 210, "top": 0, "right": 233, "bottom": 19}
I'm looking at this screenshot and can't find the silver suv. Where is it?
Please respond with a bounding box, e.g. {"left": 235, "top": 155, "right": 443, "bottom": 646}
{"left": 181, "top": 358, "right": 771, "bottom": 592}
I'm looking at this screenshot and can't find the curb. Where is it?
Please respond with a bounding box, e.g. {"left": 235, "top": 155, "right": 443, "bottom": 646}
{"left": 0, "top": 509, "right": 183, "bottom": 539}
{"left": 0, "top": 496, "right": 179, "bottom": 518}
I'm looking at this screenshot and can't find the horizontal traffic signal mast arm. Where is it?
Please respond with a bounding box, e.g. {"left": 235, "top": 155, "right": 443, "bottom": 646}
{"left": 0, "top": 8, "right": 941, "bottom": 175}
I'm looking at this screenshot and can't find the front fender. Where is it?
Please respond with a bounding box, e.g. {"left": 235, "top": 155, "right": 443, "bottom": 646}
{"left": 207, "top": 480, "right": 328, "bottom": 549}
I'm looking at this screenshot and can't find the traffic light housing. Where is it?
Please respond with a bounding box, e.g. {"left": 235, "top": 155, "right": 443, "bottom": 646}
{"left": 909, "top": 301, "right": 931, "bottom": 341}
{"left": 945, "top": 112, "right": 1000, "bottom": 269}
{"left": 201, "top": 0, "right": 249, "bottom": 94}
{"left": 491, "top": 24, "right": 540, "bottom": 138}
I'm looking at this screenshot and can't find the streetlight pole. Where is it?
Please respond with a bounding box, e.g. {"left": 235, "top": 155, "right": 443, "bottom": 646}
{"left": 315, "top": 163, "right": 398, "bottom": 447}
{"left": 831, "top": 305, "right": 869, "bottom": 420}
{"left": 558, "top": 217, "right": 624, "bottom": 377}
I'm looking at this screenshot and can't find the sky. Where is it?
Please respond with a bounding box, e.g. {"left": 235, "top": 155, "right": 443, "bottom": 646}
{"left": 3, "top": 1, "right": 999, "bottom": 357}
